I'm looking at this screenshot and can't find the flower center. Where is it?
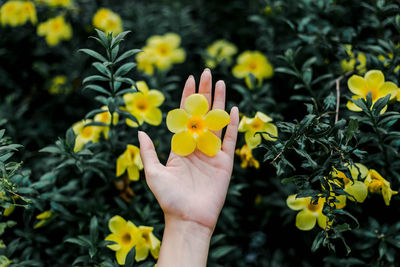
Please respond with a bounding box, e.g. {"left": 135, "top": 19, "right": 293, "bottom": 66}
{"left": 122, "top": 233, "right": 131, "bottom": 244}
{"left": 249, "top": 118, "right": 263, "bottom": 131}
{"left": 52, "top": 21, "right": 62, "bottom": 31}
{"left": 157, "top": 44, "right": 170, "bottom": 56}
{"left": 142, "top": 232, "right": 150, "bottom": 243}
{"left": 307, "top": 199, "right": 323, "bottom": 212}
{"left": 136, "top": 99, "right": 149, "bottom": 112}
{"left": 81, "top": 126, "right": 93, "bottom": 138}
{"left": 248, "top": 61, "right": 258, "bottom": 71}
{"left": 187, "top": 116, "right": 205, "bottom": 134}
{"left": 365, "top": 89, "right": 378, "bottom": 101}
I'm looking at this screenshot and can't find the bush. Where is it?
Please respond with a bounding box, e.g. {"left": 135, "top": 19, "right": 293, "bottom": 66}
{"left": 1, "top": 0, "right": 400, "bottom": 266}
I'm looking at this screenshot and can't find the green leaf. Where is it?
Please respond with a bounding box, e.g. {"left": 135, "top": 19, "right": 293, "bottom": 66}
{"left": 83, "top": 84, "right": 111, "bottom": 96}
{"left": 82, "top": 75, "right": 109, "bottom": 84}
{"left": 111, "top": 30, "right": 131, "bottom": 49}
{"left": 346, "top": 119, "right": 359, "bottom": 144}
{"left": 39, "top": 146, "right": 61, "bottom": 154}
{"left": 115, "top": 49, "right": 142, "bottom": 64}
{"left": 116, "top": 88, "right": 137, "bottom": 96}
{"left": 210, "top": 246, "right": 236, "bottom": 259}
{"left": 372, "top": 94, "right": 391, "bottom": 116}
{"left": 124, "top": 246, "right": 136, "bottom": 267}
{"left": 90, "top": 216, "right": 98, "bottom": 242}
{"left": 94, "top": 29, "right": 108, "bottom": 47}
{"left": 78, "top": 49, "right": 107, "bottom": 62}
{"left": 92, "top": 62, "right": 111, "bottom": 77}
{"left": 311, "top": 231, "right": 325, "bottom": 252}
{"left": 115, "top": 63, "right": 136, "bottom": 77}
{"left": 275, "top": 67, "right": 299, "bottom": 77}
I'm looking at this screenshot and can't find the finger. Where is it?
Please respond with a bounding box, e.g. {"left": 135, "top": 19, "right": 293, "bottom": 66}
{"left": 212, "top": 80, "right": 226, "bottom": 138}
{"left": 222, "top": 107, "right": 239, "bottom": 158}
{"left": 198, "top": 68, "right": 212, "bottom": 108}
{"left": 138, "top": 131, "right": 163, "bottom": 177}
{"left": 180, "top": 75, "right": 196, "bottom": 108}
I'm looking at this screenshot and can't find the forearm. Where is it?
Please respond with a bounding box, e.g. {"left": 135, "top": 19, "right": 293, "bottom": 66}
{"left": 157, "top": 215, "right": 213, "bottom": 267}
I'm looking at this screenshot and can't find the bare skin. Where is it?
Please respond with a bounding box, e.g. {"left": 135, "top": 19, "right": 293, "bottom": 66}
{"left": 138, "top": 68, "right": 239, "bottom": 267}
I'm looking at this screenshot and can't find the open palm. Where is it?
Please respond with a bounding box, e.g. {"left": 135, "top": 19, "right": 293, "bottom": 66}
{"left": 138, "top": 69, "right": 239, "bottom": 231}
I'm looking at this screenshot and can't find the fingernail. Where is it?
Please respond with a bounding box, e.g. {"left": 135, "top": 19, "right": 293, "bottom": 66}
{"left": 216, "top": 80, "right": 225, "bottom": 86}
{"left": 189, "top": 75, "right": 194, "bottom": 80}
{"left": 204, "top": 68, "right": 211, "bottom": 73}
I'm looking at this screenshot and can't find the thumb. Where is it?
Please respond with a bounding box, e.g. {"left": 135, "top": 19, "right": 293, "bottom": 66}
{"left": 138, "top": 131, "right": 162, "bottom": 176}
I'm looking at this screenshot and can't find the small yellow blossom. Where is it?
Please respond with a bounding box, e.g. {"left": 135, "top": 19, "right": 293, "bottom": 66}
{"left": 205, "top": 40, "right": 238, "bottom": 68}
{"left": 48, "top": 75, "right": 72, "bottom": 94}
{"left": 94, "top": 105, "right": 119, "bottom": 139}
{"left": 34, "top": 210, "right": 53, "bottom": 229}
{"left": 135, "top": 226, "right": 161, "bottom": 262}
{"left": 331, "top": 163, "right": 369, "bottom": 207}
{"left": 264, "top": 6, "right": 272, "bottom": 15}
{"left": 346, "top": 70, "right": 398, "bottom": 113}
{"left": 378, "top": 53, "right": 400, "bottom": 73}
{"left": 235, "top": 144, "right": 260, "bottom": 168}
{"left": 92, "top": 8, "right": 123, "bottom": 36}
{"left": 72, "top": 119, "right": 102, "bottom": 152}
{"left": 116, "top": 145, "right": 143, "bottom": 181}
{"left": 123, "top": 81, "right": 165, "bottom": 127}
{"left": 36, "top": 0, "right": 72, "bottom": 7}
{"left": 286, "top": 195, "right": 329, "bottom": 231}
{"left": 166, "top": 94, "right": 230, "bottom": 156}
{"left": 37, "top": 16, "right": 72, "bottom": 46}
{"left": 340, "top": 45, "right": 367, "bottom": 74}
{"left": 0, "top": 1, "right": 37, "bottom": 26}
{"left": 137, "top": 33, "right": 186, "bottom": 73}
{"left": 232, "top": 51, "right": 273, "bottom": 88}
{"left": 365, "top": 169, "right": 398, "bottom": 206}
{"left": 0, "top": 256, "right": 12, "bottom": 267}
{"left": 238, "top": 112, "right": 277, "bottom": 149}
{"left": 3, "top": 205, "right": 15, "bottom": 217}
{"left": 136, "top": 47, "right": 157, "bottom": 75}
{"left": 105, "top": 215, "right": 142, "bottom": 265}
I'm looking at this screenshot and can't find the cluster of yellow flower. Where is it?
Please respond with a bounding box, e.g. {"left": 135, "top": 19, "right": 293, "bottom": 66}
{"left": 235, "top": 112, "right": 278, "bottom": 169}
{"left": 0, "top": 1, "right": 37, "bottom": 26}
{"left": 346, "top": 69, "right": 400, "bottom": 113}
{"left": 287, "top": 163, "right": 397, "bottom": 231}
{"left": 48, "top": 75, "right": 71, "bottom": 94}
{"left": 36, "top": 0, "right": 72, "bottom": 8}
{"left": 37, "top": 16, "right": 72, "bottom": 46}
{"left": 92, "top": 8, "right": 123, "bottom": 36}
{"left": 105, "top": 215, "right": 160, "bottom": 265}
{"left": 136, "top": 33, "right": 186, "bottom": 75}
{"left": 203, "top": 40, "right": 274, "bottom": 89}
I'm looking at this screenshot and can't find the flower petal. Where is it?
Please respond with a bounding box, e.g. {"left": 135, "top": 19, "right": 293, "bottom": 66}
{"left": 346, "top": 95, "right": 363, "bottom": 112}
{"left": 136, "top": 81, "right": 149, "bottom": 93}
{"left": 317, "top": 213, "right": 329, "bottom": 229}
{"left": 184, "top": 94, "right": 209, "bottom": 116}
{"left": 147, "top": 90, "right": 165, "bottom": 107}
{"left": 365, "top": 70, "right": 384, "bottom": 90}
{"left": 109, "top": 215, "right": 127, "bottom": 234}
{"left": 149, "top": 232, "right": 161, "bottom": 258}
{"left": 144, "top": 107, "right": 162, "bottom": 126}
{"left": 116, "top": 248, "right": 130, "bottom": 265}
{"left": 378, "top": 81, "right": 398, "bottom": 100}
{"left": 135, "top": 243, "right": 150, "bottom": 262}
{"left": 349, "top": 163, "right": 369, "bottom": 180}
{"left": 255, "top": 112, "right": 273, "bottom": 123}
{"left": 348, "top": 75, "right": 368, "bottom": 96}
{"left": 166, "top": 109, "right": 190, "bottom": 133}
{"left": 335, "top": 195, "right": 347, "bottom": 209}
{"left": 116, "top": 154, "right": 128, "bottom": 177}
{"left": 295, "top": 209, "right": 317, "bottom": 231}
{"left": 127, "top": 166, "right": 139, "bottom": 181}
{"left": 261, "top": 123, "right": 278, "bottom": 141}
{"left": 245, "top": 131, "right": 261, "bottom": 149}
{"left": 238, "top": 116, "right": 250, "bottom": 132}
{"left": 126, "top": 118, "right": 139, "bottom": 128}
{"left": 171, "top": 132, "right": 196, "bottom": 156}
{"left": 286, "top": 195, "right": 307, "bottom": 211}
{"left": 105, "top": 234, "right": 122, "bottom": 251}
{"left": 197, "top": 131, "right": 221, "bottom": 157}
{"left": 345, "top": 181, "right": 368, "bottom": 203}
{"left": 204, "top": 109, "right": 230, "bottom": 131}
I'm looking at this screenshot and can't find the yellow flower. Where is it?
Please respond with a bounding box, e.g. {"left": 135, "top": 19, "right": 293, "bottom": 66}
{"left": 145, "top": 33, "right": 186, "bottom": 71}
{"left": 94, "top": 106, "right": 119, "bottom": 139}
{"left": 0, "top": 1, "right": 37, "bottom": 26}
{"left": 264, "top": 6, "right": 272, "bottom": 15}
{"left": 205, "top": 40, "right": 238, "bottom": 68}
{"left": 136, "top": 47, "right": 157, "bottom": 75}
{"left": 123, "top": 81, "right": 164, "bottom": 127}
{"left": 0, "top": 256, "right": 12, "bottom": 267}
{"left": 346, "top": 70, "right": 398, "bottom": 113}
{"left": 48, "top": 75, "right": 72, "bottom": 94}
{"left": 37, "top": 16, "right": 72, "bottom": 46}
{"left": 34, "top": 210, "right": 53, "bottom": 229}
{"left": 331, "top": 163, "right": 369, "bottom": 207}
{"left": 36, "top": 0, "right": 72, "bottom": 8}
{"left": 232, "top": 51, "right": 273, "bottom": 88}
{"left": 92, "top": 8, "right": 123, "bottom": 36}
{"left": 286, "top": 195, "right": 329, "bottom": 231}
{"left": 378, "top": 53, "right": 400, "bottom": 73}
{"left": 365, "top": 169, "right": 398, "bottom": 206}
{"left": 166, "top": 94, "right": 230, "bottom": 156}
{"left": 105, "top": 215, "right": 142, "bottom": 265}
{"left": 238, "top": 112, "right": 277, "bottom": 149}
{"left": 135, "top": 226, "right": 161, "bottom": 262}
{"left": 116, "top": 145, "right": 143, "bottom": 181}
{"left": 72, "top": 119, "right": 102, "bottom": 152}
{"left": 2, "top": 195, "right": 18, "bottom": 216}
{"left": 235, "top": 144, "right": 260, "bottom": 168}
{"left": 340, "top": 45, "right": 367, "bottom": 74}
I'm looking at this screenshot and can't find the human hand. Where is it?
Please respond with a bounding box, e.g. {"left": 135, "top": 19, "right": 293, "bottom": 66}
{"left": 138, "top": 69, "right": 239, "bottom": 267}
